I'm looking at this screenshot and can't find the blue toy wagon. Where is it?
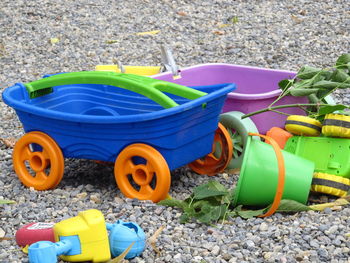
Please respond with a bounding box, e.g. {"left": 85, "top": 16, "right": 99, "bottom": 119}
{"left": 2, "top": 71, "right": 235, "bottom": 202}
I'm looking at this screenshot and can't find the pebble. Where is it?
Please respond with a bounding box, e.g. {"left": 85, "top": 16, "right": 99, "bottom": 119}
{"left": 259, "top": 222, "right": 268, "bottom": 231}
{"left": 0, "top": 228, "right": 5, "bottom": 238}
{"left": 211, "top": 245, "right": 220, "bottom": 256}
{"left": 0, "top": 1, "right": 349, "bottom": 263}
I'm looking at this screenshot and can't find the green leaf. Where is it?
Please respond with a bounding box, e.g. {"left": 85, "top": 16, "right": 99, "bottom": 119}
{"left": 158, "top": 199, "right": 187, "bottom": 209}
{"left": 278, "top": 79, "right": 293, "bottom": 91}
{"left": 319, "top": 70, "right": 333, "bottom": 80}
{"left": 297, "top": 66, "right": 322, "bottom": 79}
{"left": 192, "top": 201, "right": 217, "bottom": 223}
{"left": 209, "top": 205, "right": 228, "bottom": 222}
{"left": 206, "top": 180, "right": 228, "bottom": 192}
{"left": 193, "top": 180, "right": 228, "bottom": 200}
{"left": 293, "top": 79, "right": 313, "bottom": 89}
{"left": 196, "top": 212, "right": 214, "bottom": 224}
{"left": 312, "top": 80, "right": 350, "bottom": 89}
{"left": 276, "top": 199, "right": 311, "bottom": 212}
{"left": 316, "top": 87, "right": 336, "bottom": 101}
{"left": 289, "top": 78, "right": 321, "bottom": 97}
{"left": 232, "top": 205, "right": 266, "bottom": 219}
{"left": 202, "top": 204, "right": 227, "bottom": 223}
{"left": 318, "top": 104, "right": 350, "bottom": 116}
{"left": 336, "top": 53, "right": 350, "bottom": 69}
{"left": 227, "top": 188, "right": 236, "bottom": 203}
{"left": 289, "top": 88, "right": 319, "bottom": 96}
{"left": 0, "top": 199, "right": 15, "bottom": 204}
{"left": 180, "top": 213, "right": 190, "bottom": 224}
{"left": 330, "top": 69, "right": 350, "bottom": 83}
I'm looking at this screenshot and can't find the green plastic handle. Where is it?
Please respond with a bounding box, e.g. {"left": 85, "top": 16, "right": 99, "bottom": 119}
{"left": 24, "top": 71, "right": 207, "bottom": 109}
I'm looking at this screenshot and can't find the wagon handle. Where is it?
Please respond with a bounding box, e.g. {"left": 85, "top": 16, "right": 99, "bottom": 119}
{"left": 24, "top": 71, "right": 207, "bottom": 108}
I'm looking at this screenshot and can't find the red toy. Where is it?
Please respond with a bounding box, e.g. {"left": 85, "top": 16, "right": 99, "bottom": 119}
{"left": 15, "top": 222, "right": 55, "bottom": 247}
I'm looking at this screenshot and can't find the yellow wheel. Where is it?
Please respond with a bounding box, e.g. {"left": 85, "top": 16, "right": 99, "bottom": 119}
{"left": 322, "top": 114, "right": 350, "bottom": 138}
{"left": 114, "top": 143, "right": 171, "bottom": 202}
{"left": 311, "top": 172, "right": 350, "bottom": 197}
{"left": 13, "top": 131, "right": 64, "bottom": 190}
{"left": 285, "top": 115, "right": 322, "bottom": 136}
{"left": 188, "top": 123, "right": 233, "bottom": 176}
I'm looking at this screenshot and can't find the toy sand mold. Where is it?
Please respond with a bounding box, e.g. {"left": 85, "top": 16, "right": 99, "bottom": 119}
{"left": 233, "top": 134, "right": 315, "bottom": 214}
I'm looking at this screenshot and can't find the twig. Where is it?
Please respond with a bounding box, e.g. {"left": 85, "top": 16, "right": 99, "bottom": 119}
{"left": 269, "top": 109, "right": 291, "bottom": 116}
{"left": 148, "top": 225, "right": 165, "bottom": 256}
{"left": 241, "top": 103, "right": 330, "bottom": 119}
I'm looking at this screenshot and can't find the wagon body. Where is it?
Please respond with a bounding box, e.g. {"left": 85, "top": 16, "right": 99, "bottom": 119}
{"left": 3, "top": 80, "right": 234, "bottom": 171}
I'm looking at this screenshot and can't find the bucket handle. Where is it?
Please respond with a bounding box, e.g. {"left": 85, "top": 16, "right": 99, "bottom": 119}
{"left": 248, "top": 133, "right": 285, "bottom": 217}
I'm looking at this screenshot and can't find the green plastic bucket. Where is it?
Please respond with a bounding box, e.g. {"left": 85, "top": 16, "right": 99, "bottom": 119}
{"left": 233, "top": 135, "right": 315, "bottom": 207}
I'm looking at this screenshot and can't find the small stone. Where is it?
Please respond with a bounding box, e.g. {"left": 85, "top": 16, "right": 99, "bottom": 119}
{"left": 174, "top": 253, "right": 182, "bottom": 259}
{"left": 154, "top": 207, "right": 163, "bottom": 215}
{"left": 0, "top": 228, "right": 5, "bottom": 238}
{"left": 232, "top": 252, "right": 243, "bottom": 259}
{"left": 342, "top": 247, "right": 350, "bottom": 253}
{"left": 193, "top": 256, "right": 203, "bottom": 262}
{"left": 264, "top": 252, "right": 273, "bottom": 260}
{"left": 114, "top": 196, "right": 124, "bottom": 204}
{"left": 165, "top": 255, "right": 172, "bottom": 261}
{"left": 211, "top": 245, "right": 220, "bottom": 256}
{"left": 85, "top": 184, "right": 94, "bottom": 191}
{"left": 317, "top": 248, "right": 328, "bottom": 258}
{"left": 90, "top": 194, "right": 102, "bottom": 204}
{"left": 326, "top": 225, "right": 338, "bottom": 235}
{"left": 76, "top": 192, "right": 87, "bottom": 199}
{"left": 245, "top": 240, "right": 255, "bottom": 249}
{"left": 310, "top": 240, "right": 318, "bottom": 248}
{"left": 259, "top": 222, "right": 269, "bottom": 231}
{"left": 222, "top": 253, "right": 232, "bottom": 261}
{"left": 324, "top": 207, "right": 332, "bottom": 214}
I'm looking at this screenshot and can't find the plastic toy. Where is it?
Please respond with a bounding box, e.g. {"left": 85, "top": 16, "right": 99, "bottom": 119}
{"left": 107, "top": 220, "right": 146, "bottom": 259}
{"left": 322, "top": 113, "right": 350, "bottom": 138}
{"left": 153, "top": 63, "right": 311, "bottom": 134}
{"left": 265, "top": 127, "right": 293, "bottom": 149}
{"left": 27, "top": 209, "right": 146, "bottom": 263}
{"left": 152, "top": 63, "right": 332, "bottom": 169}
{"left": 99, "top": 55, "right": 335, "bottom": 170}
{"left": 233, "top": 134, "right": 315, "bottom": 214}
{"left": 95, "top": 64, "right": 161, "bottom": 76}
{"left": 95, "top": 45, "right": 180, "bottom": 78}
{"left": 311, "top": 172, "right": 350, "bottom": 197}
{"left": 218, "top": 111, "right": 259, "bottom": 169}
{"left": 281, "top": 113, "right": 350, "bottom": 197}
{"left": 16, "top": 222, "right": 55, "bottom": 247}
{"left": 284, "top": 136, "right": 350, "bottom": 178}
{"left": 2, "top": 71, "right": 235, "bottom": 202}
{"left": 285, "top": 115, "right": 322, "bottom": 136}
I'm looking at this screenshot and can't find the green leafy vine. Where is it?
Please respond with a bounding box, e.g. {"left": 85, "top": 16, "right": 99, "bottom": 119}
{"left": 242, "top": 53, "right": 350, "bottom": 121}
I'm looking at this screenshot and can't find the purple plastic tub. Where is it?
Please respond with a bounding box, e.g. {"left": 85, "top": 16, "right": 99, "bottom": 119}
{"left": 153, "top": 63, "right": 308, "bottom": 134}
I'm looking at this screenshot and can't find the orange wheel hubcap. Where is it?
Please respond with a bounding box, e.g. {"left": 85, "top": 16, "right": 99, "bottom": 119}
{"left": 13, "top": 131, "right": 64, "bottom": 190}
{"left": 188, "top": 123, "right": 233, "bottom": 176}
{"left": 114, "top": 143, "right": 170, "bottom": 202}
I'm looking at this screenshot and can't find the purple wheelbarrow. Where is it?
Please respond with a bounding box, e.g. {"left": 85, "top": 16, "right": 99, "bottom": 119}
{"left": 154, "top": 63, "right": 310, "bottom": 133}
{"left": 153, "top": 63, "right": 333, "bottom": 169}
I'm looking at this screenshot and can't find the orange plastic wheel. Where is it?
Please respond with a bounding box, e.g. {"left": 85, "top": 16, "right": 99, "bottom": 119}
{"left": 114, "top": 143, "right": 171, "bottom": 202}
{"left": 13, "top": 131, "right": 64, "bottom": 190}
{"left": 188, "top": 123, "right": 233, "bottom": 176}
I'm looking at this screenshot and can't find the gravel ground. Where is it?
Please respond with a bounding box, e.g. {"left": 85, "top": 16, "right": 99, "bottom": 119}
{"left": 1, "top": 0, "right": 350, "bottom": 262}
